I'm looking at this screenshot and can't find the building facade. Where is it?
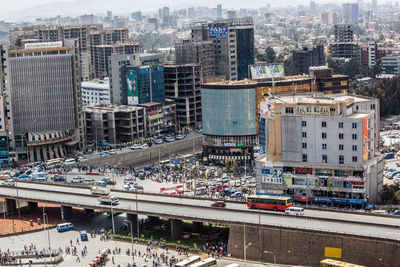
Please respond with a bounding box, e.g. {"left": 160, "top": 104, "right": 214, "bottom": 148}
{"left": 329, "top": 24, "right": 359, "bottom": 61}
{"left": 293, "top": 45, "right": 325, "bottom": 75}
{"left": 138, "top": 101, "right": 176, "bottom": 136}
{"left": 256, "top": 93, "right": 382, "bottom": 206}
{"left": 81, "top": 78, "right": 111, "bottom": 105}
{"left": 381, "top": 55, "right": 400, "bottom": 75}
{"left": 164, "top": 64, "right": 202, "bottom": 129}
{"left": 84, "top": 104, "right": 146, "bottom": 145}
{"left": 5, "top": 41, "right": 83, "bottom": 163}
{"left": 201, "top": 82, "right": 258, "bottom": 165}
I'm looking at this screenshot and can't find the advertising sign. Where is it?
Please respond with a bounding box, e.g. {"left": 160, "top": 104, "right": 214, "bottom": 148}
{"left": 250, "top": 64, "right": 285, "bottom": 79}
{"left": 362, "top": 117, "right": 369, "bottom": 161}
{"left": 296, "top": 105, "right": 330, "bottom": 116}
{"left": 209, "top": 27, "right": 228, "bottom": 38}
{"left": 126, "top": 67, "right": 138, "bottom": 105}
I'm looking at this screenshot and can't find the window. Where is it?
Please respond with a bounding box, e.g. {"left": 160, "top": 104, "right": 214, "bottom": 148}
{"left": 302, "top": 143, "right": 307, "bottom": 149}
{"left": 339, "top": 133, "right": 344, "bottom": 139}
{"left": 322, "top": 155, "right": 327, "bottom": 163}
{"left": 322, "top": 132, "right": 327, "bottom": 139}
{"left": 302, "top": 121, "right": 307, "bottom": 127}
{"left": 302, "top": 154, "right": 308, "bottom": 162}
{"left": 352, "top": 122, "right": 357, "bottom": 129}
{"left": 285, "top": 107, "right": 294, "bottom": 114}
{"left": 338, "top": 122, "right": 343, "bottom": 128}
{"left": 322, "top": 144, "right": 327, "bottom": 149}
{"left": 371, "top": 104, "right": 375, "bottom": 109}
{"left": 302, "top": 132, "right": 307, "bottom": 138}
{"left": 339, "top": 155, "right": 344, "bottom": 164}
{"left": 322, "top": 121, "right": 327, "bottom": 127}
{"left": 352, "top": 156, "right": 358, "bottom": 162}
{"left": 352, "top": 134, "right": 357, "bottom": 140}
{"left": 352, "top": 145, "right": 357, "bottom": 151}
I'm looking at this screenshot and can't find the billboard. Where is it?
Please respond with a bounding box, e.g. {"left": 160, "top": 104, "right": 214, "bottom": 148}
{"left": 362, "top": 117, "right": 369, "bottom": 161}
{"left": 209, "top": 27, "right": 228, "bottom": 38}
{"left": 250, "top": 64, "right": 285, "bottom": 79}
{"left": 126, "top": 67, "right": 138, "bottom": 105}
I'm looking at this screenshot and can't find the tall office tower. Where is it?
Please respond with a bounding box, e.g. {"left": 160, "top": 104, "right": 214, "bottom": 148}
{"left": 5, "top": 41, "right": 83, "bottom": 163}
{"left": 163, "top": 6, "right": 170, "bottom": 26}
{"left": 174, "top": 40, "right": 215, "bottom": 80}
{"left": 330, "top": 24, "right": 359, "bottom": 60}
{"left": 227, "top": 11, "right": 236, "bottom": 19}
{"left": 186, "top": 18, "right": 254, "bottom": 81}
{"left": 293, "top": 45, "right": 325, "bottom": 75}
{"left": 132, "top": 11, "right": 142, "bottom": 21}
{"left": 0, "top": 44, "right": 10, "bottom": 168}
{"left": 92, "top": 41, "right": 142, "bottom": 79}
{"left": 321, "top": 12, "right": 329, "bottom": 25}
{"left": 372, "top": 0, "right": 378, "bottom": 10}
{"left": 310, "top": 0, "right": 316, "bottom": 14}
{"left": 164, "top": 64, "right": 202, "bottom": 129}
{"left": 343, "top": 3, "right": 359, "bottom": 24}
{"left": 109, "top": 53, "right": 163, "bottom": 105}
{"left": 217, "top": 4, "right": 223, "bottom": 19}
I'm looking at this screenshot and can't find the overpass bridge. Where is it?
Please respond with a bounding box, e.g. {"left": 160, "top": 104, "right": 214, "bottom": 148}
{"left": 0, "top": 182, "right": 399, "bottom": 266}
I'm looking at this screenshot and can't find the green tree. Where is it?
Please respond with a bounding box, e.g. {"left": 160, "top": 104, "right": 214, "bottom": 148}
{"left": 231, "top": 161, "right": 239, "bottom": 175}
{"left": 265, "top": 47, "right": 276, "bottom": 63}
{"left": 225, "top": 160, "right": 231, "bottom": 173}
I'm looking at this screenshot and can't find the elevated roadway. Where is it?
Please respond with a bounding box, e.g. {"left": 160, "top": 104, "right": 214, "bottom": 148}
{"left": 0, "top": 182, "right": 400, "bottom": 241}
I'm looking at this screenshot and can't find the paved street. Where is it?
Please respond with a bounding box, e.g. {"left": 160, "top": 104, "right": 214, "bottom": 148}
{"left": 0, "top": 215, "right": 281, "bottom": 267}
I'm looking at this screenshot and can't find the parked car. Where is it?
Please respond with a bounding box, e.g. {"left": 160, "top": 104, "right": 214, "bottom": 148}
{"left": 165, "top": 136, "right": 175, "bottom": 142}
{"left": 71, "top": 177, "right": 84, "bottom": 183}
{"left": 211, "top": 201, "right": 226, "bottom": 208}
{"left": 108, "top": 150, "right": 117, "bottom": 155}
{"left": 130, "top": 144, "right": 141, "bottom": 150}
{"left": 2, "top": 179, "right": 15, "bottom": 186}
{"left": 53, "top": 176, "right": 66, "bottom": 182}
{"left": 175, "top": 134, "right": 185, "bottom": 140}
{"left": 384, "top": 153, "right": 395, "bottom": 159}
{"left": 100, "top": 152, "right": 109, "bottom": 157}
{"left": 140, "top": 143, "right": 149, "bottom": 149}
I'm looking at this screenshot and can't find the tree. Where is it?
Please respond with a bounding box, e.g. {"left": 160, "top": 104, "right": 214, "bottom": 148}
{"left": 225, "top": 160, "right": 231, "bottom": 173}
{"left": 265, "top": 47, "right": 276, "bottom": 63}
{"left": 231, "top": 161, "right": 239, "bottom": 175}
{"left": 284, "top": 55, "right": 295, "bottom": 76}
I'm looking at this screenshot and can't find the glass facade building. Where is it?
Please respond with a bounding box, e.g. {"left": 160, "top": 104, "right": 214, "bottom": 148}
{"left": 130, "top": 64, "right": 165, "bottom": 104}
{"left": 236, "top": 28, "right": 255, "bottom": 81}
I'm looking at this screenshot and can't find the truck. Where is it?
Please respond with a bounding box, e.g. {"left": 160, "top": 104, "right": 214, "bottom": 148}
{"left": 98, "top": 195, "right": 119, "bottom": 205}
{"left": 90, "top": 186, "right": 110, "bottom": 196}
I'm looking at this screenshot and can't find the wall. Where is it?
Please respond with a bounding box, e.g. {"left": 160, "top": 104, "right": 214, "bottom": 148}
{"left": 228, "top": 224, "right": 400, "bottom": 267}
{"left": 81, "top": 135, "right": 202, "bottom": 167}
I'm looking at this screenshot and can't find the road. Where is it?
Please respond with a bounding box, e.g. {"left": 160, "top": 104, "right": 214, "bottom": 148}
{"left": 1, "top": 183, "right": 400, "bottom": 241}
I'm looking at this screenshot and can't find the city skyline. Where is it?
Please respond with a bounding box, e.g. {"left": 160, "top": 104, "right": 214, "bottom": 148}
{"left": 0, "top": 0, "right": 388, "bottom": 22}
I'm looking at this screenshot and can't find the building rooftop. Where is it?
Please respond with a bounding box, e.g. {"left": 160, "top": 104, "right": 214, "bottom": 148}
{"left": 83, "top": 104, "right": 143, "bottom": 113}
{"left": 267, "top": 93, "right": 373, "bottom": 105}
{"left": 81, "top": 78, "right": 110, "bottom": 89}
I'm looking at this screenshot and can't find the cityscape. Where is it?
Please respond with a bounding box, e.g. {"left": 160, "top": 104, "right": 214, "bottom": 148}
{"left": 0, "top": 0, "right": 400, "bottom": 266}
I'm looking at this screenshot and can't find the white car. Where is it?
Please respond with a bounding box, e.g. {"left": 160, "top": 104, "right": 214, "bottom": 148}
{"left": 130, "top": 144, "right": 141, "bottom": 150}
{"left": 140, "top": 143, "right": 149, "bottom": 149}
{"left": 108, "top": 150, "right": 117, "bottom": 155}
{"left": 175, "top": 135, "right": 185, "bottom": 140}
{"left": 2, "top": 179, "right": 15, "bottom": 186}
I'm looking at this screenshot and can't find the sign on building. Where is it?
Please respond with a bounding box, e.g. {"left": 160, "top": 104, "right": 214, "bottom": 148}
{"left": 126, "top": 67, "right": 138, "bottom": 105}
{"left": 296, "top": 105, "right": 330, "bottom": 116}
{"left": 249, "top": 64, "right": 285, "bottom": 79}
{"left": 209, "top": 27, "right": 228, "bottom": 38}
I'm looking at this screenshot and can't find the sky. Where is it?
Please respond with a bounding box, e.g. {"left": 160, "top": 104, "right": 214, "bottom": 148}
{"left": 0, "top": 0, "right": 388, "bottom": 22}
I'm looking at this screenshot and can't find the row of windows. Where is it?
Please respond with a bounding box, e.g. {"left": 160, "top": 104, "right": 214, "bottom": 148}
{"left": 302, "top": 120, "right": 359, "bottom": 129}
{"left": 302, "top": 143, "right": 358, "bottom": 151}
{"left": 302, "top": 154, "right": 358, "bottom": 164}
{"left": 302, "top": 132, "right": 358, "bottom": 140}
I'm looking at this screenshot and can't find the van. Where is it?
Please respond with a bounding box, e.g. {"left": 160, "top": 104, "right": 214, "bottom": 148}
{"left": 371, "top": 210, "right": 388, "bottom": 214}
{"left": 35, "top": 177, "right": 47, "bottom": 182}
{"left": 2, "top": 179, "right": 15, "bottom": 186}
{"left": 56, "top": 222, "right": 74, "bottom": 232}
{"left": 80, "top": 230, "right": 88, "bottom": 241}
{"left": 71, "top": 177, "right": 84, "bottom": 183}
{"left": 53, "top": 176, "right": 66, "bottom": 182}
{"left": 285, "top": 207, "right": 305, "bottom": 216}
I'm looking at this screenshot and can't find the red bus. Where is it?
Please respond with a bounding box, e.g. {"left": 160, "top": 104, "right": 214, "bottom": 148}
{"left": 247, "top": 195, "right": 293, "bottom": 211}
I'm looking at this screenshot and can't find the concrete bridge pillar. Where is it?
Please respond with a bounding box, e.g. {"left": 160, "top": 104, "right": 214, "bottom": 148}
{"left": 28, "top": 201, "right": 38, "bottom": 210}
{"left": 170, "top": 219, "right": 182, "bottom": 240}
{"left": 126, "top": 213, "right": 138, "bottom": 234}
{"left": 61, "top": 205, "right": 73, "bottom": 221}
{"left": 84, "top": 208, "right": 94, "bottom": 215}
{"left": 5, "top": 198, "right": 16, "bottom": 214}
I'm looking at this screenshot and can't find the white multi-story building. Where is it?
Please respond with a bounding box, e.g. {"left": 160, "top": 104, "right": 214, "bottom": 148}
{"left": 256, "top": 93, "right": 383, "bottom": 206}
{"left": 81, "top": 78, "right": 111, "bottom": 105}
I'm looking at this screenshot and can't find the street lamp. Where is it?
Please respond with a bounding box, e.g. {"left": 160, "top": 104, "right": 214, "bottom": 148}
{"left": 15, "top": 180, "right": 20, "bottom": 218}
{"left": 123, "top": 219, "right": 134, "bottom": 259}
{"left": 244, "top": 242, "right": 252, "bottom": 267}
{"left": 135, "top": 192, "right": 139, "bottom": 238}
{"left": 111, "top": 204, "right": 115, "bottom": 238}
{"left": 264, "top": 251, "right": 276, "bottom": 266}
{"left": 42, "top": 206, "right": 51, "bottom": 251}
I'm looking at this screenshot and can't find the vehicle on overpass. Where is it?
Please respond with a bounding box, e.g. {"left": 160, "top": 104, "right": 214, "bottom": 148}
{"left": 189, "top": 258, "right": 217, "bottom": 267}
{"left": 98, "top": 195, "right": 119, "bottom": 205}
{"left": 175, "top": 256, "right": 201, "bottom": 267}
{"left": 56, "top": 222, "right": 74, "bottom": 232}
{"left": 247, "top": 195, "right": 293, "bottom": 211}
{"left": 2, "top": 179, "right": 15, "bottom": 186}
{"left": 211, "top": 201, "right": 226, "bottom": 208}
{"left": 285, "top": 206, "right": 304, "bottom": 216}
{"left": 90, "top": 186, "right": 110, "bottom": 196}
{"left": 320, "top": 259, "right": 366, "bottom": 267}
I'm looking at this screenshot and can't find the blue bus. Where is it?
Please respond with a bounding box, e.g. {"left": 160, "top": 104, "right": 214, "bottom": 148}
{"left": 56, "top": 222, "right": 74, "bottom": 232}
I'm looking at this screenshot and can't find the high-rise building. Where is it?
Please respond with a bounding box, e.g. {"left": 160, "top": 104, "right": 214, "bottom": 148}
{"left": 217, "top": 4, "right": 223, "bottom": 19}
{"left": 310, "top": 1, "right": 316, "bottom": 14}
{"left": 321, "top": 13, "right": 329, "bottom": 25}
{"left": 381, "top": 55, "right": 400, "bottom": 75}
{"left": 256, "top": 93, "right": 382, "bottom": 205}
{"left": 92, "top": 41, "right": 142, "bottom": 79}
{"left": 81, "top": 78, "right": 111, "bottom": 105}
{"left": 164, "top": 64, "right": 202, "bottom": 129}
{"left": 163, "top": 6, "right": 170, "bottom": 26}
{"left": 343, "top": 3, "right": 359, "bottom": 24}
{"left": 329, "top": 25, "right": 359, "bottom": 60}
{"left": 5, "top": 41, "right": 83, "bottom": 163}
{"left": 360, "top": 42, "right": 377, "bottom": 69}
{"left": 372, "top": 0, "right": 378, "bottom": 10}
{"left": 188, "top": 18, "right": 254, "bottom": 81}
{"left": 293, "top": 45, "right": 325, "bottom": 75}
{"left": 0, "top": 44, "right": 10, "bottom": 167}
{"left": 174, "top": 40, "right": 216, "bottom": 79}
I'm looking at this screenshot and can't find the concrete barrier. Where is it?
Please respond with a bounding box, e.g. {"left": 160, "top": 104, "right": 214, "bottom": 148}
{"left": 80, "top": 135, "right": 203, "bottom": 167}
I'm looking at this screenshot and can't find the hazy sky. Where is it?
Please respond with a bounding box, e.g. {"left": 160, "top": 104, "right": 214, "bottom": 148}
{"left": 0, "top": 0, "right": 388, "bottom": 22}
